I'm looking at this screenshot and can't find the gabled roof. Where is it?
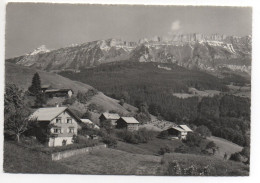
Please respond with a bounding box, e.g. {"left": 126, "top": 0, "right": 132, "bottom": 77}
{"left": 45, "top": 89, "right": 73, "bottom": 93}
{"left": 178, "top": 125, "right": 193, "bottom": 132}
{"left": 168, "top": 125, "right": 185, "bottom": 132}
{"left": 81, "top": 119, "right": 93, "bottom": 124}
{"left": 29, "top": 107, "right": 81, "bottom": 122}
{"left": 120, "top": 117, "right": 139, "bottom": 124}
{"left": 100, "top": 112, "right": 120, "bottom": 120}
{"left": 41, "top": 84, "right": 50, "bottom": 89}
{"left": 168, "top": 125, "right": 193, "bottom": 132}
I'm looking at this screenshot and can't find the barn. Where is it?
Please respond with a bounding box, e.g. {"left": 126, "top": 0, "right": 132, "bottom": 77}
{"left": 116, "top": 117, "right": 140, "bottom": 131}
{"left": 166, "top": 125, "right": 193, "bottom": 140}
{"left": 99, "top": 112, "right": 120, "bottom": 126}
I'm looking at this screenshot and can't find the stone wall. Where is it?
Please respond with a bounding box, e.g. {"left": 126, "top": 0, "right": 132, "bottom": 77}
{"left": 51, "top": 144, "right": 107, "bottom": 161}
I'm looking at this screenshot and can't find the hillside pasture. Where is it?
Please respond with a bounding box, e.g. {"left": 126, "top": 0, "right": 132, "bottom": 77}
{"left": 207, "top": 136, "right": 243, "bottom": 158}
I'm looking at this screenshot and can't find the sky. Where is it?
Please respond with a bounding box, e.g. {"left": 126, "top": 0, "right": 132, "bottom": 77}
{"left": 5, "top": 3, "right": 252, "bottom": 58}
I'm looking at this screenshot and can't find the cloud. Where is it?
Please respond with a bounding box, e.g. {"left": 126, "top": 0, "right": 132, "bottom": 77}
{"left": 171, "top": 20, "right": 181, "bottom": 31}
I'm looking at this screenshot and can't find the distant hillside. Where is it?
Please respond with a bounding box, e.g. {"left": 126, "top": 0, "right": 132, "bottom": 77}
{"left": 5, "top": 62, "right": 136, "bottom": 115}
{"left": 6, "top": 34, "right": 251, "bottom": 74}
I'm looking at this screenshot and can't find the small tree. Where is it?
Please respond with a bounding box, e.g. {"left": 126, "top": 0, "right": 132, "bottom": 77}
{"left": 28, "top": 72, "right": 41, "bottom": 96}
{"left": 4, "top": 84, "right": 31, "bottom": 142}
{"left": 119, "top": 99, "right": 125, "bottom": 106}
{"left": 82, "top": 110, "right": 92, "bottom": 119}
{"left": 206, "top": 141, "right": 218, "bottom": 155}
{"left": 195, "top": 125, "right": 211, "bottom": 138}
{"left": 100, "top": 120, "right": 113, "bottom": 134}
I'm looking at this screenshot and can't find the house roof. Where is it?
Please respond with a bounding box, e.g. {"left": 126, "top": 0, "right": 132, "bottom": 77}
{"left": 81, "top": 119, "right": 93, "bottom": 124}
{"left": 29, "top": 107, "right": 81, "bottom": 122}
{"left": 178, "top": 125, "right": 193, "bottom": 132}
{"left": 120, "top": 117, "right": 139, "bottom": 124}
{"left": 101, "top": 112, "right": 120, "bottom": 120}
{"left": 45, "top": 89, "right": 72, "bottom": 93}
{"left": 169, "top": 125, "right": 186, "bottom": 132}
{"left": 41, "top": 84, "right": 50, "bottom": 89}
{"left": 168, "top": 125, "right": 193, "bottom": 132}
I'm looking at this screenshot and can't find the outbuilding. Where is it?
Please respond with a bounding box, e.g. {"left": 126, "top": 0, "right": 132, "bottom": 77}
{"left": 166, "top": 125, "right": 193, "bottom": 140}
{"left": 99, "top": 112, "right": 120, "bottom": 126}
{"left": 116, "top": 117, "right": 140, "bottom": 131}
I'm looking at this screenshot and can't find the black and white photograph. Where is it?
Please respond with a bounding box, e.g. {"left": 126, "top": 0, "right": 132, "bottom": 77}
{"left": 1, "top": 0, "right": 259, "bottom": 180}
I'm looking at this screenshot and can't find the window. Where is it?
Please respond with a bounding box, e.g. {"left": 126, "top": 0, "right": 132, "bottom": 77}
{"left": 67, "top": 118, "right": 72, "bottom": 123}
{"left": 68, "top": 128, "right": 74, "bottom": 134}
{"left": 53, "top": 128, "right": 61, "bottom": 133}
{"left": 56, "top": 118, "right": 61, "bottom": 123}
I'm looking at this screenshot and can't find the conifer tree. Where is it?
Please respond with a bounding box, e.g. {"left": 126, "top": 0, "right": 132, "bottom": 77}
{"left": 28, "top": 72, "right": 41, "bottom": 96}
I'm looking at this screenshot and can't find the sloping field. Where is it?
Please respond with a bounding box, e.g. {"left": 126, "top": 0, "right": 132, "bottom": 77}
{"left": 4, "top": 142, "right": 80, "bottom": 174}
{"left": 207, "top": 136, "right": 243, "bottom": 158}
{"left": 5, "top": 62, "right": 136, "bottom": 114}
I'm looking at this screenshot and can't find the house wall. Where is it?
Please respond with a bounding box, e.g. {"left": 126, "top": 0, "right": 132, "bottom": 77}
{"left": 127, "top": 124, "right": 139, "bottom": 131}
{"left": 49, "top": 137, "right": 74, "bottom": 147}
{"left": 116, "top": 119, "right": 127, "bottom": 129}
{"left": 68, "top": 90, "right": 73, "bottom": 98}
{"left": 99, "top": 115, "right": 117, "bottom": 126}
{"left": 50, "top": 111, "right": 78, "bottom": 137}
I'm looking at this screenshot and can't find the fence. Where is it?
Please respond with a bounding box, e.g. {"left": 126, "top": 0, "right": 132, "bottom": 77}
{"left": 51, "top": 144, "right": 107, "bottom": 161}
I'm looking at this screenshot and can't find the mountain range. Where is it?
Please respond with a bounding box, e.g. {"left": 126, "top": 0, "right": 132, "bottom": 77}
{"left": 6, "top": 33, "right": 252, "bottom": 74}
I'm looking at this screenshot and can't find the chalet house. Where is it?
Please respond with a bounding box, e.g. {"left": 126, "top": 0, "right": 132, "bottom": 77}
{"left": 41, "top": 85, "right": 73, "bottom": 98}
{"left": 116, "top": 117, "right": 139, "bottom": 131}
{"left": 166, "top": 125, "right": 193, "bottom": 140}
{"left": 99, "top": 112, "right": 120, "bottom": 126}
{"left": 29, "top": 107, "right": 81, "bottom": 147}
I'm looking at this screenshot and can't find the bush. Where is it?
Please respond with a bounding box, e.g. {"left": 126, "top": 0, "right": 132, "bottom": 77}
{"left": 174, "top": 145, "right": 189, "bottom": 154}
{"left": 195, "top": 125, "right": 211, "bottom": 138}
{"left": 82, "top": 110, "right": 92, "bottom": 120}
{"left": 63, "top": 96, "right": 76, "bottom": 105}
{"left": 158, "top": 145, "right": 172, "bottom": 155}
{"left": 102, "top": 135, "right": 117, "bottom": 148}
{"left": 88, "top": 103, "right": 104, "bottom": 113}
{"left": 184, "top": 132, "right": 203, "bottom": 147}
{"left": 76, "top": 89, "right": 98, "bottom": 104}
{"left": 229, "top": 152, "right": 243, "bottom": 162}
{"left": 206, "top": 141, "right": 218, "bottom": 155}
{"left": 116, "top": 128, "right": 156, "bottom": 144}
{"left": 157, "top": 130, "right": 169, "bottom": 139}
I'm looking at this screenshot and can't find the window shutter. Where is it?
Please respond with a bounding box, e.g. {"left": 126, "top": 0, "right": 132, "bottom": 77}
{"left": 67, "top": 128, "right": 69, "bottom": 133}
{"left": 50, "top": 128, "right": 54, "bottom": 133}
{"left": 61, "top": 128, "right": 64, "bottom": 133}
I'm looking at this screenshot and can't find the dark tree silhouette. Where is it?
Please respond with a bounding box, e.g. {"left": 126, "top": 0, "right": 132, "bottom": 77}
{"left": 28, "top": 72, "right": 41, "bottom": 96}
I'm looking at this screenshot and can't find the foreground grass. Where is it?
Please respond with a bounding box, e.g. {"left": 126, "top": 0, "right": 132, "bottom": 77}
{"left": 4, "top": 140, "right": 249, "bottom": 176}
{"left": 4, "top": 141, "right": 81, "bottom": 174}
{"left": 59, "top": 148, "right": 161, "bottom": 175}
{"left": 161, "top": 153, "right": 249, "bottom": 176}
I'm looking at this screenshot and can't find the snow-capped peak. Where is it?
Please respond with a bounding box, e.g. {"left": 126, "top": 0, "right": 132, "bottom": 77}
{"left": 29, "top": 45, "right": 50, "bottom": 55}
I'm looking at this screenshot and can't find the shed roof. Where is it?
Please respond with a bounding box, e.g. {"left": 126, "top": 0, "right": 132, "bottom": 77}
{"left": 169, "top": 125, "right": 186, "bottom": 132}
{"left": 178, "top": 125, "right": 193, "bottom": 132}
{"left": 101, "top": 112, "right": 120, "bottom": 120}
{"left": 120, "top": 117, "right": 139, "bottom": 124}
{"left": 81, "top": 119, "right": 93, "bottom": 124}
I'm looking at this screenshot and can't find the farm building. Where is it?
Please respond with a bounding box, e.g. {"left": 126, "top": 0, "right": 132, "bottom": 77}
{"left": 41, "top": 84, "right": 73, "bottom": 98}
{"left": 81, "top": 118, "right": 100, "bottom": 129}
{"left": 99, "top": 112, "right": 120, "bottom": 126}
{"left": 116, "top": 117, "right": 139, "bottom": 131}
{"left": 45, "top": 89, "right": 73, "bottom": 98}
{"left": 29, "top": 106, "right": 81, "bottom": 147}
{"left": 166, "top": 125, "right": 193, "bottom": 140}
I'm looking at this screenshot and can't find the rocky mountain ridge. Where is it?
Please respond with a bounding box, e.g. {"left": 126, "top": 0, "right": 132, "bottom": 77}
{"left": 6, "top": 33, "right": 251, "bottom": 74}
